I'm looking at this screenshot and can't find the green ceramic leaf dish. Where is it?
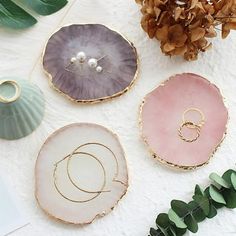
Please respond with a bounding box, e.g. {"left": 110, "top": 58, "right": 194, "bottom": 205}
{"left": 0, "top": 77, "right": 45, "bottom": 140}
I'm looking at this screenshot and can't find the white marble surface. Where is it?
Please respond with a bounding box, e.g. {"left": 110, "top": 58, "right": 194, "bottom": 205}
{"left": 0, "top": 0, "right": 236, "bottom": 235}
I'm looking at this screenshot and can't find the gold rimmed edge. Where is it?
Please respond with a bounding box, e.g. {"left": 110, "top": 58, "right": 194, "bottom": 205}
{"left": 35, "top": 122, "right": 129, "bottom": 225}
{"left": 139, "top": 73, "right": 229, "bottom": 171}
{"left": 41, "top": 24, "right": 139, "bottom": 104}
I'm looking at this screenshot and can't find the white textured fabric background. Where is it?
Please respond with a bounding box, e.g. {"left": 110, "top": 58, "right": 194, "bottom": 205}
{"left": 0, "top": 1, "right": 236, "bottom": 236}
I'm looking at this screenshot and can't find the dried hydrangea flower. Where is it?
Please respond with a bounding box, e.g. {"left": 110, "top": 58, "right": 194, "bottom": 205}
{"left": 136, "top": 0, "right": 236, "bottom": 61}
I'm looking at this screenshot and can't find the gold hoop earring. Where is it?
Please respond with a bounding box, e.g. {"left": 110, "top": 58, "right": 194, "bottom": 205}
{"left": 53, "top": 142, "right": 124, "bottom": 203}
{"left": 67, "top": 151, "right": 110, "bottom": 194}
{"left": 182, "top": 108, "right": 205, "bottom": 127}
{"left": 178, "top": 121, "right": 201, "bottom": 143}
{"left": 54, "top": 151, "right": 108, "bottom": 203}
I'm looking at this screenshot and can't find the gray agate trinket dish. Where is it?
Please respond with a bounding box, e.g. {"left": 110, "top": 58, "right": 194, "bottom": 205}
{"left": 43, "top": 24, "right": 138, "bottom": 103}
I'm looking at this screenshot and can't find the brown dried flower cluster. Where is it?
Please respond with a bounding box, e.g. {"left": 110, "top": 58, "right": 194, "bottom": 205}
{"left": 136, "top": 0, "right": 236, "bottom": 60}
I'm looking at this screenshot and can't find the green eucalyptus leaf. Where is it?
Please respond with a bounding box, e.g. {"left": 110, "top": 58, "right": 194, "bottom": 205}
{"left": 212, "top": 200, "right": 224, "bottom": 210}
{"left": 188, "top": 201, "right": 206, "bottom": 222}
{"left": 173, "top": 227, "right": 187, "bottom": 236}
{"left": 206, "top": 203, "right": 217, "bottom": 218}
{"left": 184, "top": 215, "right": 198, "bottom": 233}
{"left": 169, "top": 227, "right": 177, "bottom": 236}
{"left": 209, "top": 185, "right": 226, "bottom": 205}
{"left": 210, "top": 173, "right": 230, "bottom": 189}
{"left": 0, "top": 0, "right": 37, "bottom": 29}
{"left": 231, "top": 173, "right": 236, "bottom": 190}
{"left": 155, "top": 213, "right": 169, "bottom": 236}
{"left": 204, "top": 187, "right": 224, "bottom": 209}
{"left": 150, "top": 228, "right": 164, "bottom": 236}
{"left": 222, "top": 169, "right": 236, "bottom": 185}
{"left": 150, "top": 169, "right": 236, "bottom": 236}
{"left": 193, "top": 195, "right": 210, "bottom": 215}
{"left": 153, "top": 223, "right": 187, "bottom": 236}
{"left": 166, "top": 227, "right": 177, "bottom": 236}
{"left": 194, "top": 184, "right": 205, "bottom": 196}
{"left": 223, "top": 189, "right": 236, "bottom": 209}
{"left": 22, "top": 0, "right": 68, "bottom": 16}
{"left": 170, "top": 225, "right": 187, "bottom": 236}
{"left": 168, "top": 209, "right": 187, "bottom": 229}
{"left": 171, "top": 200, "right": 189, "bottom": 217}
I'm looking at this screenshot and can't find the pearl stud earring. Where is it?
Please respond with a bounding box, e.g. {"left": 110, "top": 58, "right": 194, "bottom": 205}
{"left": 77, "top": 51, "right": 86, "bottom": 63}
{"left": 88, "top": 58, "right": 98, "bottom": 68}
{"left": 96, "top": 66, "right": 103, "bottom": 73}
{"left": 70, "top": 57, "right": 77, "bottom": 63}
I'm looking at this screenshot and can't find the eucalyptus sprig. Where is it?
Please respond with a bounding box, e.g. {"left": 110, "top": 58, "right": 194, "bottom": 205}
{"left": 150, "top": 169, "right": 236, "bottom": 236}
{"left": 0, "top": 0, "right": 68, "bottom": 29}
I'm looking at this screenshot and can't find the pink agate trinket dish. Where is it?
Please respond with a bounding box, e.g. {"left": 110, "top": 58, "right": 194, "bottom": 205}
{"left": 43, "top": 24, "right": 138, "bottom": 103}
{"left": 140, "top": 73, "right": 228, "bottom": 170}
{"left": 35, "top": 123, "right": 128, "bottom": 224}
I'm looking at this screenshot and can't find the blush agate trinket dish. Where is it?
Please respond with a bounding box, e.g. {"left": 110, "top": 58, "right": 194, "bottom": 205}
{"left": 140, "top": 73, "right": 228, "bottom": 170}
{"left": 35, "top": 123, "right": 128, "bottom": 224}
{"left": 0, "top": 77, "right": 45, "bottom": 140}
{"left": 43, "top": 24, "right": 138, "bottom": 103}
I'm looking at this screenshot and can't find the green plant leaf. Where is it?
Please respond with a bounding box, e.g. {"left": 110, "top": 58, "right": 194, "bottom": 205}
{"left": 188, "top": 201, "right": 206, "bottom": 223}
{"left": 194, "top": 184, "right": 204, "bottom": 196}
{"left": 22, "top": 0, "right": 68, "bottom": 16}
{"left": 204, "top": 187, "right": 224, "bottom": 209}
{"left": 166, "top": 228, "right": 177, "bottom": 236}
{"left": 222, "top": 169, "right": 236, "bottom": 185}
{"left": 206, "top": 203, "right": 217, "bottom": 218}
{"left": 0, "top": 0, "right": 67, "bottom": 29}
{"left": 150, "top": 169, "right": 236, "bottom": 236}
{"left": 171, "top": 200, "right": 189, "bottom": 217}
{"left": 168, "top": 209, "right": 187, "bottom": 229}
{"left": 231, "top": 173, "right": 236, "bottom": 190}
{"left": 169, "top": 227, "right": 177, "bottom": 236}
{"left": 172, "top": 227, "right": 187, "bottom": 236}
{"left": 0, "top": 0, "right": 37, "bottom": 29}
{"left": 210, "top": 173, "right": 230, "bottom": 188}
{"left": 155, "top": 213, "right": 169, "bottom": 236}
{"left": 170, "top": 225, "right": 187, "bottom": 236}
{"left": 150, "top": 228, "right": 163, "bottom": 236}
{"left": 209, "top": 185, "right": 226, "bottom": 205}
{"left": 184, "top": 215, "right": 198, "bottom": 233}
{"left": 193, "top": 195, "right": 210, "bottom": 215}
{"left": 223, "top": 189, "right": 236, "bottom": 209}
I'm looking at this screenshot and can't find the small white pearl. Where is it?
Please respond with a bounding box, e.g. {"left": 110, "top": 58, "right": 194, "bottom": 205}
{"left": 96, "top": 66, "right": 103, "bottom": 73}
{"left": 77, "top": 51, "right": 86, "bottom": 63}
{"left": 70, "top": 57, "right": 77, "bottom": 63}
{"left": 88, "top": 58, "right": 98, "bottom": 68}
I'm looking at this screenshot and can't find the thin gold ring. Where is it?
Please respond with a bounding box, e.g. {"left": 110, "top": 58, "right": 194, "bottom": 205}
{"left": 178, "top": 121, "right": 201, "bottom": 143}
{"left": 0, "top": 80, "right": 21, "bottom": 104}
{"left": 182, "top": 108, "right": 205, "bottom": 128}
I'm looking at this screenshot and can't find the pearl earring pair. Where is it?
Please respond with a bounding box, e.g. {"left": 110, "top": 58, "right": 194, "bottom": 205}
{"left": 70, "top": 51, "right": 103, "bottom": 73}
{"left": 87, "top": 57, "right": 103, "bottom": 73}
{"left": 71, "top": 51, "right": 87, "bottom": 63}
